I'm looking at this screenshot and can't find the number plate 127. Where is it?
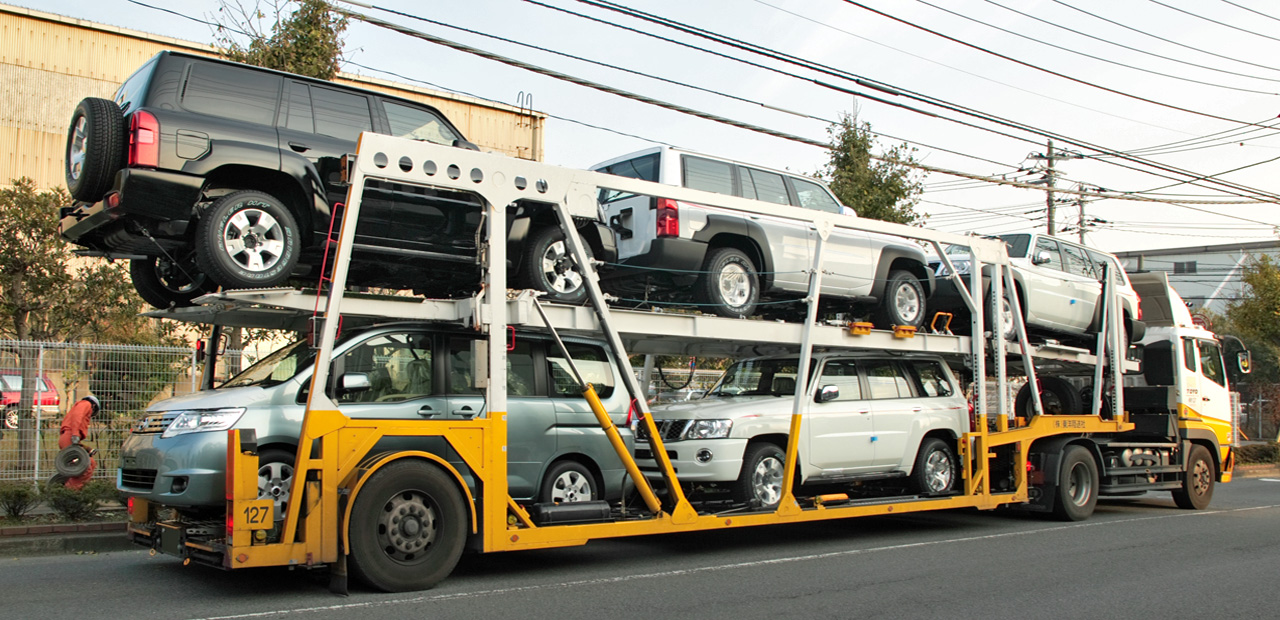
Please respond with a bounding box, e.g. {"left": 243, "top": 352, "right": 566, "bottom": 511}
{"left": 239, "top": 500, "right": 274, "bottom": 530}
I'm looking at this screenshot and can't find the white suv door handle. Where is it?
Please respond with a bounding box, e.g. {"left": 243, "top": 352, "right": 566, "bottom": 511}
{"left": 858, "top": 409, "right": 870, "bottom": 415}
{"left": 912, "top": 407, "right": 923, "bottom": 413}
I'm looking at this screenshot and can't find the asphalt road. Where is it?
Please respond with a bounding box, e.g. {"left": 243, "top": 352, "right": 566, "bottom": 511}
{"left": 5, "top": 478, "right": 1278, "bottom": 620}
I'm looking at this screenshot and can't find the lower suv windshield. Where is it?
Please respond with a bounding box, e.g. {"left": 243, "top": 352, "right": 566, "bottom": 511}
{"left": 223, "top": 340, "right": 314, "bottom": 388}
{"left": 709, "top": 359, "right": 815, "bottom": 397}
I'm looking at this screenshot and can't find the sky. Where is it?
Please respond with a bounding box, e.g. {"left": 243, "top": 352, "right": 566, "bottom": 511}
{"left": 17, "top": 0, "right": 1280, "bottom": 254}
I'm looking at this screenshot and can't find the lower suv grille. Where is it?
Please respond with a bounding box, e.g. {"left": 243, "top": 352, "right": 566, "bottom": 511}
{"left": 635, "top": 419, "right": 690, "bottom": 442}
{"left": 120, "top": 468, "right": 158, "bottom": 490}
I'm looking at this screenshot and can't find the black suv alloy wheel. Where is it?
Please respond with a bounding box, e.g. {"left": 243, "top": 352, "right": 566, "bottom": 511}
{"left": 195, "top": 191, "right": 301, "bottom": 290}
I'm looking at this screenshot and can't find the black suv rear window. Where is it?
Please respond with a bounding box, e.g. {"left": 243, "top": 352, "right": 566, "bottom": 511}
{"left": 114, "top": 56, "right": 157, "bottom": 114}
{"left": 182, "top": 62, "right": 280, "bottom": 125}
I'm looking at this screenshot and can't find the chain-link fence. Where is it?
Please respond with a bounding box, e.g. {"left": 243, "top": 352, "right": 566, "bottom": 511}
{"left": 0, "top": 340, "right": 244, "bottom": 484}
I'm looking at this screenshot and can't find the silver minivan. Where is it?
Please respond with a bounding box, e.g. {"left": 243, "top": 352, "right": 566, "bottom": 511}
{"left": 590, "top": 146, "right": 934, "bottom": 325}
{"left": 117, "top": 324, "right": 635, "bottom": 516}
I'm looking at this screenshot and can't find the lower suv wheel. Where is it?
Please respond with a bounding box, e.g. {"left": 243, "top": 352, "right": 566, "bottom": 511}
{"left": 697, "top": 247, "right": 759, "bottom": 318}
{"left": 876, "top": 270, "right": 926, "bottom": 328}
{"left": 130, "top": 254, "right": 217, "bottom": 309}
{"left": 195, "top": 191, "right": 301, "bottom": 290}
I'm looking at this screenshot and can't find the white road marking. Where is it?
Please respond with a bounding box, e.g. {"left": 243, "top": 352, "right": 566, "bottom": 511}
{"left": 192, "top": 503, "right": 1280, "bottom": 620}
{"left": 1259, "top": 478, "right": 1280, "bottom": 482}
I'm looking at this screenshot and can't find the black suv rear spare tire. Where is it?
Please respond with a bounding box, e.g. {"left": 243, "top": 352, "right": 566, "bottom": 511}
{"left": 65, "top": 97, "right": 127, "bottom": 202}
{"left": 195, "top": 191, "right": 300, "bottom": 289}
{"left": 130, "top": 255, "right": 216, "bottom": 309}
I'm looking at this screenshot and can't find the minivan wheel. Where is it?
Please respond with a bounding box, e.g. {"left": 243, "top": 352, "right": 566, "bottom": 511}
{"left": 65, "top": 97, "right": 126, "bottom": 202}
{"left": 257, "top": 448, "right": 296, "bottom": 522}
{"left": 734, "top": 442, "right": 786, "bottom": 509}
{"left": 697, "top": 247, "right": 759, "bottom": 318}
{"left": 195, "top": 191, "right": 300, "bottom": 290}
{"left": 130, "top": 255, "right": 217, "bottom": 309}
{"left": 348, "top": 460, "right": 467, "bottom": 592}
{"left": 912, "top": 438, "right": 957, "bottom": 495}
{"left": 522, "top": 226, "right": 591, "bottom": 303}
{"left": 540, "top": 460, "right": 597, "bottom": 503}
{"left": 875, "top": 270, "right": 926, "bottom": 328}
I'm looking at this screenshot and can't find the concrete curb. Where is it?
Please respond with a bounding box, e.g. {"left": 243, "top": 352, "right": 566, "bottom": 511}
{"left": 1234, "top": 463, "right": 1280, "bottom": 478}
{"left": 0, "top": 529, "right": 137, "bottom": 557}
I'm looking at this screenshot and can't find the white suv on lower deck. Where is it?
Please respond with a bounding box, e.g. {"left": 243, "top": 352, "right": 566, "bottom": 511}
{"left": 633, "top": 352, "right": 968, "bottom": 508}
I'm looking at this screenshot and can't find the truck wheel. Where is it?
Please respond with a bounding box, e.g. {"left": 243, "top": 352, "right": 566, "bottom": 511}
{"left": 1015, "top": 376, "right": 1081, "bottom": 418}
{"left": 912, "top": 438, "right": 957, "bottom": 495}
{"left": 65, "top": 97, "right": 126, "bottom": 202}
{"left": 697, "top": 247, "right": 759, "bottom": 318}
{"left": 1051, "top": 445, "right": 1098, "bottom": 521}
{"left": 875, "top": 270, "right": 926, "bottom": 328}
{"left": 195, "top": 191, "right": 300, "bottom": 290}
{"left": 257, "top": 448, "right": 295, "bottom": 522}
{"left": 348, "top": 460, "right": 467, "bottom": 592}
{"left": 1172, "top": 444, "right": 1215, "bottom": 510}
{"left": 130, "top": 256, "right": 217, "bottom": 309}
{"left": 522, "top": 226, "right": 591, "bottom": 303}
{"left": 540, "top": 460, "right": 596, "bottom": 503}
{"left": 734, "top": 442, "right": 785, "bottom": 509}
{"left": 3, "top": 406, "right": 16, "bottom": 430}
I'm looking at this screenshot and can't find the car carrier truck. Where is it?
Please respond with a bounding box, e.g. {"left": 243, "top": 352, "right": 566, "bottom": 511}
{"left": 124, "top": 133, "right": 1246, "bottom": 593}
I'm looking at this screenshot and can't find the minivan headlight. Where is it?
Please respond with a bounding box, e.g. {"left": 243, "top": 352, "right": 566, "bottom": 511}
{"left": 161, "top": 408, "right": 246, "bottom": 438}
{"left": 684, "top": 419, "right": 732, "bottom": 440}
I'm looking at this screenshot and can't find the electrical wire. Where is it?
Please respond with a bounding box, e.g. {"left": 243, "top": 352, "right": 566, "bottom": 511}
{"left": 1145, "top": 0, "right": 1280, "bottom": 44}
{"left": 915, "top": 0, "right": 1280, "bottom": 95}
{"left": 1218, "top": 0, "right": 1280, "bottom": 25}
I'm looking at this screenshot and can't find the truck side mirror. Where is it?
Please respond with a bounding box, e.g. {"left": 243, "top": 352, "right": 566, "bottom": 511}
{"left": 815, "top": 385, "right": 839, "bottom": 403}
{"left": 1237, "top": 351, "right": 1252, "bottom": 375}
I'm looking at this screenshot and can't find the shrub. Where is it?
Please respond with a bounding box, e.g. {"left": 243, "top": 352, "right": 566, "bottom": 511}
{"left": 42, "top": 480, "right": 109, "bottom": 521}
{"left": 0, "top": 481, "right": 40, "bottom": 519}
{"left": 1236, "top": 443, "right": 1280, "bottom": 464}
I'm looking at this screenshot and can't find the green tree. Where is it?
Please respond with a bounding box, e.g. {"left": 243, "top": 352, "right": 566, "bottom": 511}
{"left": 1228, "top": 255, "right": 1280, "bottom": 353}
{"left": 0, "top": 178, "right": 173, "bottom": 474}
{"left": 816, "top": 112, "right": 925, "bottom": 225}
{"left": 213, "top": 0, "right": 348, "bottom": 79}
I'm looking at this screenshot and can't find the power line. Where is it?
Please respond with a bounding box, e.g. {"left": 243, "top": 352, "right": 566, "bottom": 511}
{"left": 1218, "top": 1, "right": 1280, "bottom": 26}
{"left": 915, "top": 0, "right": 1280, "bottom": 95}
{"left": 1145, "top": 0, "right": 1280, "bottom": 44}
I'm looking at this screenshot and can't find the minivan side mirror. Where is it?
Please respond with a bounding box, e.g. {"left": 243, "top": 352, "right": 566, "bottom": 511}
{"left": 815, "top": 385, "right": 840, "bottom": 403}
{"left": 337, "top": 372, "right": 372, "bottom": 396}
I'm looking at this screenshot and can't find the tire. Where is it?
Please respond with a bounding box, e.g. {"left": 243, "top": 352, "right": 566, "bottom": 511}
{"left": 875, "top": 270, "right": 926, "bottom": 328}
{"left": 55, "top": 445, "right": 93, "bottom": 477}
{"left": 348, "top": 460, "right": 467, "bottom": 592}
{"left": 1051, "top": 445, "right": 1098, "bottom": 521}
{"left": 539, "top": 460, "right": 597, "bottom": 504}
{"left": 1015, "top": 376, "right": 1082, "bottom": 418}
{"left": 696, "top": 247, "right": 759, "bottom": 318}
{"left": 3, "top": 406, "right": 16, "bottom": 430}
{"left": 257, "top": 448, "right": 296, "bottom": 521}
{"left": 65, "top": 97, "right": 126, "bottom": 202}
{"left": 47, "top": 474, "right": 70, "bottom": 489}
{"left": 130, "top": 255, "right": 217, "bottom": 309}
{"left": 195, "top": 191, "right": 300, "bottom": 290}
{"left": 1172, "top": 444, "right": 1215, "bottom": 510}
{"left": 985, "top": 292, "right": 1018, "bottom": 341}
{"left": 734, "top": 442, "right": 786, "bottom": 508}
{"left": 521, "top": 226, "right": 591, "bottom": 303}
{"left": 912, "top": 438, "right": 957, "bottom": 495}
{"left": 1078, "top": 383, "right": 1114, "bottom": 419}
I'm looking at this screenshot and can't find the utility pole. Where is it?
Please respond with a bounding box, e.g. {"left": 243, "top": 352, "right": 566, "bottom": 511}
{"left": 1077, "top": 191, "right": 1086, "bottom": 244}
{"left": 1027, "top": 140, "right": 1083, "bottom": 236}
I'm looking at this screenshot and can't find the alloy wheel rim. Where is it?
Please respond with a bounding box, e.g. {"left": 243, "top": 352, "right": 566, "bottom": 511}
{"left": 378, "top": 490, "right": 438, "bottom": 563}
{"left": 895, "top": 282, "right": 921, "bottom": 323}
{"left": 717, "top": 263, "right": 750, "bottom": 307}
{"left": 257, "top": 461, "right": 294, "bottom": 517}
{"left": 68, "top": 116, "right": 87, "bottom": 182}
{"left": 540, "top": 240, "right": 583, "bottom": 294}
{"left": 924, "top": 450, "right": 953, "bottom": 492}
{"left": 222, "top": 207, "right": 286, "bottom": 273}
{"left": 752, "top": 455, "right": 784, "bottom": 506}
{"left": 550, "top": 470, "right": 593, "bottom": 503}
{"left": 156, "top": 257, "right": 206, "bottom": 294}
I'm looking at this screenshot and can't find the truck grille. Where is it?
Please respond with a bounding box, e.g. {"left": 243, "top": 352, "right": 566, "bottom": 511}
{"left": 635, "top": 419, "right": 690, "bottom": 442}
{"left": 132, "top": 412, "right": 178, "bottom": 434}
{"left": 120, "top": 468, "right": 158, "bottom": 490}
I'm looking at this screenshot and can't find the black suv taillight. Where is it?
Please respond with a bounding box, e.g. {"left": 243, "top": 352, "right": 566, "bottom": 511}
{"left": 128, "top": 111, "right": 160, "bottom": 168}
{"left": 656, "top": 198, "right": 679, "bottom": 238}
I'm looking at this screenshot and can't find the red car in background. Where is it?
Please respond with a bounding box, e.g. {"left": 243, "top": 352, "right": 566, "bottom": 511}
{"left": 1, "top": 372, "right": 60, "bottom": 429}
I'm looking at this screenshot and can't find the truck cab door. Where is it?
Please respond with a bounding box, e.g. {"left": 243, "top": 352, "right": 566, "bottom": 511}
{"left": 806, "top": 359, "right": 877, "bottom": 476}
{"left": 1193, "top": 339, "right": 1231, "bottom": 425}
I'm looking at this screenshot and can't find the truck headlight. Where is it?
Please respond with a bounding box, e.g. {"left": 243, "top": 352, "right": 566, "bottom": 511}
{"left": 684, "top": 419, "right": 732, "bottom": 440}
{"left": 161, "top": 408, "right": 246, "bottom": 438}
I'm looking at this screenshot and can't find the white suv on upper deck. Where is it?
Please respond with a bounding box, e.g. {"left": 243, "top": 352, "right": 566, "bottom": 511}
{"left": 633, "top": 352, "right": 968, "bottom": 508}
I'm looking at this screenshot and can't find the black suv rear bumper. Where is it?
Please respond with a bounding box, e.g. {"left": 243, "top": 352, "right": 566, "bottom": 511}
{"left": 59, "top": 168, "right": 204, "bottom": 248}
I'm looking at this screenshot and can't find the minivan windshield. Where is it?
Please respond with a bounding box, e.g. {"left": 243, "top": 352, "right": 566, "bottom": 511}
{"left": 708, "top": 358, "right": 815, "bottom": 397}
{"left": 223, "top": 340, "right": 315, "bottom": 388}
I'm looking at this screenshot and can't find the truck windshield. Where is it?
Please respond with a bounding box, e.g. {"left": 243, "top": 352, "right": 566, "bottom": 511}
{"left": 223, "top": 340, "right": 315, "bottom": 388}
{"left": 708, "top": 358, "right": 814, "bottom": 397}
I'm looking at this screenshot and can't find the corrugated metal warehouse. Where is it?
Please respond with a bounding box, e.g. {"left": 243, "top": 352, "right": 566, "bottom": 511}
{"left": 0, "top": 3, "right": 545, "bottom": 191}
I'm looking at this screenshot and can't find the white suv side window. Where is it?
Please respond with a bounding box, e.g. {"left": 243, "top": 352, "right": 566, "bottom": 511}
{"left": 745, "top": 168, "right": 790, "bottom": 205}
{"left": 818, "top": 360, "right": 863, "bottom": 401}
{"left": 1060, "top": 243, "right": 1097, "bottom": 279}
{"left": 1034, "top": 237, "right": 1065, "bottom": 272}
{"left": 682, "top": 156, "right": 735, "bottom": 195}
{"left": 792, "top": 177, "right": 841, "bottom": 214}
{"left": 865, "top": 361, "right": 913, "bottom": 399}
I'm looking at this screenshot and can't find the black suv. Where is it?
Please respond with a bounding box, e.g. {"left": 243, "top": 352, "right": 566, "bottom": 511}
{"left": 60, "top": 52, "right": 613, "bottom": 308}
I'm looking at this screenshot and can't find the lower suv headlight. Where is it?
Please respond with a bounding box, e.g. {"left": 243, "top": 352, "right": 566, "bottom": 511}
{"left": 161, "top": 408, "right": 246, "bottom": 438}
{"left": 684, "top": 419, "right": 732, "bottom": 440}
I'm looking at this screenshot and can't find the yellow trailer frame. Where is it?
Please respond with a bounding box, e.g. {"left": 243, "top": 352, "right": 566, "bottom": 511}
{"left": 168, "top": 133, "right": 1137, "bottom": 591}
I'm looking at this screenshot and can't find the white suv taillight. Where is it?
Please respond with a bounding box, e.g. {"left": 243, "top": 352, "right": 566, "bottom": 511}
{"left": 656, "top": 198, "right": 679, "bottom": 238}
{"left": 128, "top": 111, "right": 160, "bottom": 168}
